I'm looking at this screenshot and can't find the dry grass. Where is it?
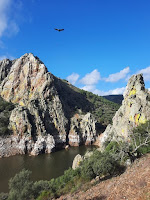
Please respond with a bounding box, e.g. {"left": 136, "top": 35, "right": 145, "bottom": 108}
{"left": 57, "top": 153, "right": 150, "bottom": 200}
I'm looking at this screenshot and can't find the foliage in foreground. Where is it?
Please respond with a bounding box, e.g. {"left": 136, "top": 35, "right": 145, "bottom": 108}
{"left": 2, "top": 121, "right": 150, "bottom": 200}
{"left": 104, "top": 121, "right": 150, "bottom": 162}
{"left": 2, "top": 150, "right": 123, "bottom": 200}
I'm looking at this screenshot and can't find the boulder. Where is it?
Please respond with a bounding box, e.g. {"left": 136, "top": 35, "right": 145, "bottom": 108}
{"left": 72, "top": 151, "right": 93, "bottom": 170}
{"left": 72, "top": 154, "right": 84, "bottom": 170}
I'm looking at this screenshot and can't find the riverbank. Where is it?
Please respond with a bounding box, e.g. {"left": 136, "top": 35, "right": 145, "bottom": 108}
{"left": 0, "top": 146, "right": 95, "bottom": 193}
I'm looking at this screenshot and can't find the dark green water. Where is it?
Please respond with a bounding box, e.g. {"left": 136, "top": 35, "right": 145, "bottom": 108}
{"left": 0, "top": 146, "right": 94, "bottom": 193}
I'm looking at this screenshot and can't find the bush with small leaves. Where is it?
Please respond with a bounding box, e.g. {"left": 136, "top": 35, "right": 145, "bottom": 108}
{"left": 7, "top": 169, "right": 34, "bottom": 200}
{"left": 0, "top": 192, "right": 8, "bottom": 200}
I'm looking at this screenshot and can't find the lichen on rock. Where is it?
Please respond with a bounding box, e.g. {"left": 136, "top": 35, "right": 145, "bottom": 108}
{"left": 0, "top": 53, "right": 98, "bottom": 157}
{"left": 69, "top": 112, "right": 97, "bottom": 146}
{"left": 99, "top": 74, "right": 150, "bottom": 147}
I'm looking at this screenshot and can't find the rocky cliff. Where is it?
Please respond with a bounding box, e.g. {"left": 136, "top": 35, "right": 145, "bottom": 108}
{"left": 99, "top": 74, "right": 150, "bottom": 146}
{"left": 0, "top": 53, "right": 99, "bottom": 157}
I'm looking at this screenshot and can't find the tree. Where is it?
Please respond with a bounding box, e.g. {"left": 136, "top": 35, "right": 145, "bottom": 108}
{"left": 8, "top": 169, "right": 34, "bottom": 200}
{"left": 129, "top": 121, "right": 150, "bottom": 156}
{"left": 112, "top": 121, "right": 150, "bottom": 162}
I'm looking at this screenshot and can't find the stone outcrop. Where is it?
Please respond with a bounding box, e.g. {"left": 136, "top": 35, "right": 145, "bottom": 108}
{"left": 69, "top": 113, "right": 97, "bottom": 146}
{"left": 72, "top": 154, "right": 84, "bottom": 169}
{"left": 0, "top": 59, "right": 13, "bottom": 82}
{"left": 0, "top": 53, "right": 97, "bottom": 157}
{"left": 0, "top": 134, "right": 55, "bottom": 158}
{"left": 72, "top": 151, "right": 93, "bottom": 169}
{"left": 99, "top": 74, "right": 150, "bottom": 146}
{"left": 30, "top": 135, "right": 55, "bottom": 156}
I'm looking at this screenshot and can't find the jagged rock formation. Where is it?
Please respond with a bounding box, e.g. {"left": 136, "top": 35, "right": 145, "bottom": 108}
{"left": 99, "top": 74, "right": 150, "bottom": 146}
{"left": 0, "top": 59, "right": 14, "bottom": 82}
{"left": 0, "top": 53, "right": 98, "bottom": 157}
{"left": 69, "top": 113, "right": 97, "bottom": 146}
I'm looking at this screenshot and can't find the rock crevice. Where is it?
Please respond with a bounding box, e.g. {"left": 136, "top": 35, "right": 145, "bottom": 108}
{"left": 99, "top": 74, "right": 150, "bottom": 147}
{"left": 0, "top": 53, "right": 97, "bottom": 157}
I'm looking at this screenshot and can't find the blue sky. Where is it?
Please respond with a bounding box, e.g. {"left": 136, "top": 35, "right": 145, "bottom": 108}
{"left": 0, "top": 0, "right": 150, "bottom": 95}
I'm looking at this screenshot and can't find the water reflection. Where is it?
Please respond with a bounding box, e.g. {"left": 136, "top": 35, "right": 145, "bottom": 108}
{"left": 0, "top": 146, "right": 95, "bottom": 193}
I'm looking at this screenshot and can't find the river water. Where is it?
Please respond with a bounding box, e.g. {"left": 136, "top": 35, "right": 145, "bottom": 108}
{"left": 0, "top": 146, "right": 95, "bottom": 193}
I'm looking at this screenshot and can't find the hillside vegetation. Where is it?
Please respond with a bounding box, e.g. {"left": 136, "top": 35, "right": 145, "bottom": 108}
{"left": 0, "top": 96, "right": 14, "bottom": 136}
{"left": 59, "top": 153, "right": 150, "bottom": 200}
{"left": 80, "top": 90, "right": 120, "bottom": 125}
{"left": 103, "top": 94, "right": 123, "bottom": 104}
{"left": 61, "top": 79, "right": 120, "bottom": 125}
{"left": 1, "top": 121, "right": 149, "bottom": 200}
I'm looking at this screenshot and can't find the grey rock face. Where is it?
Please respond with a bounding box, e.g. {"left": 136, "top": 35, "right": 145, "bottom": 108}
{"left": 0, "top": 134, "right": 55, "bottom": 158}
{"left": 99, "top": 74, "right": 150, "bottom": 147}
{"left": 0, "top": 135, "right": 33, "bottom": 158}
{"left": 69, "top": 113, "right": 97, "bottom": 146}
{"left": 0, "top": 59, "right": 13, "bottom": 82}
{"left": 72, "top": 154, "right": 83, "bottom": 170}
{"left": 30, "top": 135, "right": 55, "bottom": 156}
{"left": 0, "top": 53, "right": 97, "bottom": 157}
{"left": 72, "top": 151, "right": 93, "bottom": 170}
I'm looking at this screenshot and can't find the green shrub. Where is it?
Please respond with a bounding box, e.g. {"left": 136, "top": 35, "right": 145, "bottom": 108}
{"left": 128, "top": 121, "right": 150, "bottom": 157}
{"left": 105, "top": 141, "right": 120, "bottom": 153}
{"left": 36, "top": 191, "right": 52, "bottom": 200}
{"left": 93, "top": 152, "right": 121, "bottom": 176}
{"left": 7, "top": 169, "right": 34, "bottom": 200}
{"left": 0, "top": 192, "right": 8, "bottom": 200}
{"left": 78, "top": 89, "right": 120, "bottom": 125}
{"left": 81, "top": 160, "right": 95, "bottom": 180}
{"left": 33, "top": 180, "right": 51, "bottom": 199}
{"left": 0, "top": 96, "right": 15, "bottom": 136}
{"left": 81, "top": 150, "right": 122, "bottom": 180}
{"left": 6, "top": 150, "right": 125, "bottom": 200}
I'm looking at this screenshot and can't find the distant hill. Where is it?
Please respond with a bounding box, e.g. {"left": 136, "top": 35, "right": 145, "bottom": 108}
{"left": 61, "top": 80, "right": 120, "bottom": 125}
{"left": 103, "top": 95, "right": 123, "bottom": 104}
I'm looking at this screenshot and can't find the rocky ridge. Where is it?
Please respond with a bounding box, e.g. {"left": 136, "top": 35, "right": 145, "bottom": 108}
{"left": 99, "top": 74, "right": 150, "bottom": 147}
{"left": 0, "top": 53, "right": 98, "bottom": 157}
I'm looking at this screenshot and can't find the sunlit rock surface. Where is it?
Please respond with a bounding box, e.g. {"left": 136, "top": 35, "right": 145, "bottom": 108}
{"left": 0, "top": 53, "right": 97, "bottom": 157}
{"left": 69, "top": 113, "right": 97, "bottom": 146}
{"left": 99, "top": 74, "right": 150, "bottom": 147}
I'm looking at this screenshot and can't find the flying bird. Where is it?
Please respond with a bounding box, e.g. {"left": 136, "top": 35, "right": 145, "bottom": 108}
{"left": 54, "top": 28, "right": 64, "bottom": 32}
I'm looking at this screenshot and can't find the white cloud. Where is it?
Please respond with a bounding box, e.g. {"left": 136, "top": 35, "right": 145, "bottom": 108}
{"left": 80, "top": 69, "right": 101, "bottom": 85}
{"left": 137, "top": 66, "right": 150, "bottom": 81}
{"left": 81, "top": 84, "right": 95, "bottom": 92}
{"left": 81, "top": 85, "right": 125, "bottom": 96}
{"left": 0, "top": 54, "right": 15, "bottom": 60}
{"left": 103, "top": 87, "right": 126, "bottom": 95}
{"left": 80, "top": 68, "right": 126, "bottom": 96}
{"left": 104, "top": 67, "right": 130, "bottom": 82}
{"left": 66, "top": 73, "right": 79, "bottom": 85}
{"left": 0, "top": 0, "right": 12, "bottom": 38}
{"left": 0, "top": 0, "right": 20, "bottom": 40}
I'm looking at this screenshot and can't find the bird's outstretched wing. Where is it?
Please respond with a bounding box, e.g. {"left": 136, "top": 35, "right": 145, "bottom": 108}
{"left": 54, "top": 28, "right": 64, "bottom": 32}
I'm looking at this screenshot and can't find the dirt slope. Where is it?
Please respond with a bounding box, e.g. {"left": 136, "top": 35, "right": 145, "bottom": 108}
{"left": 58, "top": 154, "right": 150, "bottom": 200}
